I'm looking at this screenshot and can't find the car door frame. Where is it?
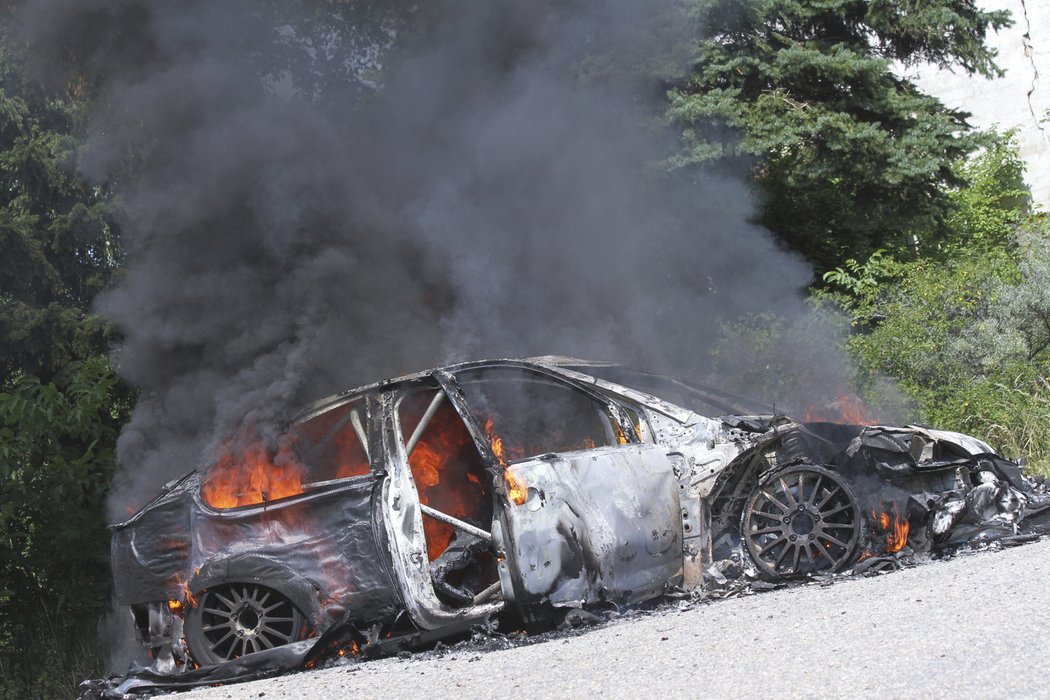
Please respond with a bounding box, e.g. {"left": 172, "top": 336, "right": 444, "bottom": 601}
{"left": 439, "top": 361, "right": 684, "bottom": 624}
{"left": 376, "top": 375, "right": 505, "bottom": 632}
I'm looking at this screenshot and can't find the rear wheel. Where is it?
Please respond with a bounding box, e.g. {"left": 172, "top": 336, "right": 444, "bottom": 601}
{"left": 742, "top": 465, "right": 862, "bottom": 578}
{"left": 185, "top": 582, "right": 307, "bottom": 664}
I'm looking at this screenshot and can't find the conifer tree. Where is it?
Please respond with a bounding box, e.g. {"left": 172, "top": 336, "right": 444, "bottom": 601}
{"left": 667, "top": 0, "right": 1012, "bottom": 271}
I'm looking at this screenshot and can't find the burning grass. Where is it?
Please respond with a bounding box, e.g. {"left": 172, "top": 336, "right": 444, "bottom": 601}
{"left": 804, "top": 393, "right": 877, "bottom": 425}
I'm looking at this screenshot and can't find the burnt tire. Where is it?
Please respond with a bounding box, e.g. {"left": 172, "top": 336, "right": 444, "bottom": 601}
{"left": 185, "top": 582, "right": 307, "bottom": 665}
{"left": 742, "top": 464, "right": 862, "bottom": 579}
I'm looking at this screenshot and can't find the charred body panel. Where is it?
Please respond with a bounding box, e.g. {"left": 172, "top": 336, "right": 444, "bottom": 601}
{"left": 111, "top": 471, "right": 403, "bottom": 668}
{"left": 497, "top": 443, "right": 682, "bottom": 619}
{"left": 187, "top": 476, "right": 402, "bottom": 630}
{"left": 701, "top": 418, "right": 1048, "bottom": 581}
{"left": 111, "top": 473, "right": 195, "bottom": 606}
{"left": 101, "top": 356, "right": 1050, "bottom": 696}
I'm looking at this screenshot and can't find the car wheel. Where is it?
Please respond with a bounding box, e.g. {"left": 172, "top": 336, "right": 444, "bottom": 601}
{"left": 742, "top": 464, "right": 862, "bottom": 578}
{"left": 185, "top": 582, "right": 307, "bottom": 664}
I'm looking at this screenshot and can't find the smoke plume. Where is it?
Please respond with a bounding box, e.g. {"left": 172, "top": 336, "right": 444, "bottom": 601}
{"left": 17, "top": 0, "right": 859, "bottom": 517}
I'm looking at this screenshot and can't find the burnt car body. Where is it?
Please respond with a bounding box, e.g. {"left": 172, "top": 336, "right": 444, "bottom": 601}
{"left": 111, "top": 356, "right": 1050, "bottom": 679}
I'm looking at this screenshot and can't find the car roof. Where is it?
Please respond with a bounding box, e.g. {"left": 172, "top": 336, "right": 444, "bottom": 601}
{"left": 292, "top": 356, "right": 770, "bottom": 424}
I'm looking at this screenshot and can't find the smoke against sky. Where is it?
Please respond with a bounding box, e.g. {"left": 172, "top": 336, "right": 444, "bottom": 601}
{"left": 16, "top": 0, "right": 855, "bottom": 515}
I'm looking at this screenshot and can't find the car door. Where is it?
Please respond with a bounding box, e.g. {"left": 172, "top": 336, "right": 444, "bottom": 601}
{"left": 379, "top": 376, "right": 505, "bottom": 631}
{"left": 449, "top": 364, "right": 683, "bottom": 622}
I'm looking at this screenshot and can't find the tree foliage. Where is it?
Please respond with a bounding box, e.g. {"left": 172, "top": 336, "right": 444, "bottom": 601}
{"left": 667, "top": 0, "right": 1012, "bottom": 272}
{"left": 0, "top": 359, "right": 127, "bottom": 698}
{"left": 942, "top": 132, "right": 1031, "bottom": 253}
{"left": 0, "top": 38, "right": 121, "bottom": 385}
{"left": 0, "top": 30, "right": 130, "bottom": 697}
{"left": 820, "top": 137, "right": 1050, "bottom": 472}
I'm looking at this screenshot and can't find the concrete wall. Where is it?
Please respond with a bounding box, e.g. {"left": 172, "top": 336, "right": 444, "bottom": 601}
{"left": 904, "top": 0, "right": 1050, "bottom": 209}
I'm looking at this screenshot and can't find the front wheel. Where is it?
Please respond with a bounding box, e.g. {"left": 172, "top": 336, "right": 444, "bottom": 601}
{"left": 741, "top": 464, "right": 862, "bottom": 579}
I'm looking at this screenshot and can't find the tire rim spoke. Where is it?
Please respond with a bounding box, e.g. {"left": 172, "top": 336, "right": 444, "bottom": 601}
{"left": 761, "top": 492, "right": 792, "bottom": 514}
{"left": 805, "top": 475, "right": 823, "bottom": 506}
{"left": 759, "top": 535, "right": 787, "bottom": 556}
{"left": 778, "top": 478, "right": 799, "bottom": 509}
{"left": 818, "top": 533, "right": 848, "bottom": 550}
{"left": 750, "top": 526, "right": 782, "bottom": 536}
{"left": 815, "top": 542, "right": 837, "bottom": 565}
{"left": 822, "top": 503, "right": 852, "bottom": 518}
{"left": 773, "top": 542, "right": 791, "bottom": 569}
{"left": 816, "top": 485, "right": 842, "bottom": 509}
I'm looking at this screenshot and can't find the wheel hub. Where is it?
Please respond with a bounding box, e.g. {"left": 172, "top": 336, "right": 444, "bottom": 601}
{"left": 234, "top": 603, "right": 262, "bottom": 636}
{"left": 742, "top": 465, "right": 862, "bottom": 578}
{"left": 790, "top": 510, "right": 815, "bottom": 535}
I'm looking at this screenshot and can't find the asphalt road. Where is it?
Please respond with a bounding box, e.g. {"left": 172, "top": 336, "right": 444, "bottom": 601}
{"left": 176, "top": 538, "right": 1050, "bottom": 699}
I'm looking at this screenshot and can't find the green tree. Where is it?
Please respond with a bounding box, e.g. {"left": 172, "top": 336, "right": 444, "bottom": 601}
{"left": 819, "top": 137, "right": 1050, "bottom": 472}
{"left": 0, "top": 359, "right": 127, "bottom": 698}
{"left": 0, "top": 44, "right": 121, "bottom": 383}
{"left": 0, "top": 29, "right": 130, "bottom": 697}
{"left": 666, "top": 0, "right": 1011, "bottom": 271}
{"left": 942, "top": 131, "right": 1030, "bottom": 252}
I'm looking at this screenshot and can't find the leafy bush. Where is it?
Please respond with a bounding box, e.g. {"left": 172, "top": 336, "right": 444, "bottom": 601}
{"left": 0, "top": 357, "right": 127, "bottom": 699}
{"left": 819, "top": 136, "right": 1050, "bottom": 473}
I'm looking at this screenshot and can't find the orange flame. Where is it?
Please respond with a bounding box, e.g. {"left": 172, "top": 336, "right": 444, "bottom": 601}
{"left": 484, "top": 418, "right": 508, "bottom": 467}
{"left": 505, "top": 469, "right": 528, "bottom": 506}
{"left": 805, "top": 393, "right": 877, "bottom": 425}
{"left": 181, "top": 576, "right": 197, "bottom": 607}
{"left": 201, "top": 428, "right": 304, "bottom": 509}
{"left": 165, "top": 571, "right": 198, "bottom": 613}
{"left": 873, "top": 508, "right": 910, "bottom": 553}
{"left": 484, "top": 419, "right": 529, "bottom": 505}
{"left": 408, "top": 439, "right": 456, "bottom": 560}
{"left": 403, "top": 397, "right": 487, "bottom": 561}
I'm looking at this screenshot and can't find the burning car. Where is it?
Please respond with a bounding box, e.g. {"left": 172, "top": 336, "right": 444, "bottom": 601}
{"left": 107, "top": 357, "right": 1049, "bottom": 690}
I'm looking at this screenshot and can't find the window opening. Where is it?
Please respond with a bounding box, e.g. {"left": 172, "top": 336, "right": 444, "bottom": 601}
{"left": 456, "top": 366, "right": 622, "bottom": 462}
{"left": 398, "top": 387, "right": 497, "bottom": 606}
{"left": 621, "top": 405, "right": 647, "bottom": 442}
{"left": 291, "top": 400, "right": 371, "bottom": 482}
{"left": 200, "top": 400, "right": 371, "bottom": 509}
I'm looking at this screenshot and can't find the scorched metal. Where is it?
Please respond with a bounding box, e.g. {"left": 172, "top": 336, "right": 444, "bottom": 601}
{"left": 98, "top": 357, "right": 1050, "bottom": 695}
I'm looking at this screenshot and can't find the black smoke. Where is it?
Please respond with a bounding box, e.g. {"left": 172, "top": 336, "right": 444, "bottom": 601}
{"left": 16, "top": 0, "right": 854, "bottom": 517}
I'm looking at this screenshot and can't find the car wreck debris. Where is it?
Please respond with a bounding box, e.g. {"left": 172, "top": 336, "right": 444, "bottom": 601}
{"left": 82, "top": 357, "right": 1050, "bottom": 698}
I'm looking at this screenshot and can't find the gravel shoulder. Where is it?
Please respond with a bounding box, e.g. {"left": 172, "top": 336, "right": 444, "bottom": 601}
{"left": 175, "top": 539, "right": 1050, "bottom": 699}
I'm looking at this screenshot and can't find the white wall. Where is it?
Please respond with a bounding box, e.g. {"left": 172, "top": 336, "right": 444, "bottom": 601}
{"left": 904, "top": 0, "right": 1050, "bottom": 209}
